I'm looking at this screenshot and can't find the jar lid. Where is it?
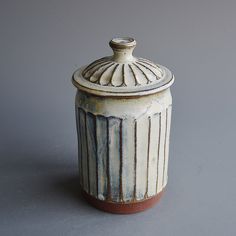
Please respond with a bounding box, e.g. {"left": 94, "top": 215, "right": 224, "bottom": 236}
{"left": 72, "top": 37, "right": 174, "bottom": 97}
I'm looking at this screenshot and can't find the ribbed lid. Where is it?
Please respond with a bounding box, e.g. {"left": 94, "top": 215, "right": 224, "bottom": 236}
{"left": 72, "top": 37, "right": 174, "bottom": 96}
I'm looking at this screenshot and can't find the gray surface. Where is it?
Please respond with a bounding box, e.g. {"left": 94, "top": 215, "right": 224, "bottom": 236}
{"left": 0, "top": 0, "right": 235, "bottom": 235}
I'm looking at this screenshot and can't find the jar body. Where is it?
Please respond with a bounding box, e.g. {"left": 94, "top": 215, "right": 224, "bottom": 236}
{"left": 75, "top": 89, "right": 172, "bottom": 212}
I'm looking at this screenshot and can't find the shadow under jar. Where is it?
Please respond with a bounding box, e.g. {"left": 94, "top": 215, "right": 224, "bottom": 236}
{"left": 72, "top": 37, "right": 175, "bottom": 214}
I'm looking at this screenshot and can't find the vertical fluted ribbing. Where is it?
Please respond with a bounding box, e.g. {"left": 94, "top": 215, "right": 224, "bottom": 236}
{"left": 76, "top": 106, "right": 171, "bottom": 202}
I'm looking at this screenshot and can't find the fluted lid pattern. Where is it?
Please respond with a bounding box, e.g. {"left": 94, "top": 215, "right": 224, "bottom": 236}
{"left": 72, "top": 37, "right": 174, "bottom": 96}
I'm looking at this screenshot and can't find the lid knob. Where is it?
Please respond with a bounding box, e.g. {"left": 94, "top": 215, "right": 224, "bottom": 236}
{"left": 109, "top": 37, "right": 136, "bottom": 63}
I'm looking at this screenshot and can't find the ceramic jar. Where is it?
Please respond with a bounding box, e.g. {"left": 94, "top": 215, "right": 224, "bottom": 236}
{"left": 72, "top": 37, "right": 174, "bottom": 213}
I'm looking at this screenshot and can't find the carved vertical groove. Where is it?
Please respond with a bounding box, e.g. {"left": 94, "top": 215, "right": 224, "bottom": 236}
{"left": 79, "top": 109, "right": 89, "bottom": 193}
{"left": 106, "top": 118, "right": 111, "bottom": 200}
{"left": 136, "top": 116, "right": 148, "bottom": 200}
{"left": 148, "top": 113, "right": 160, "bottom": 197}
{"left": 85, "top": 112, "right": 90, "bottom": 194}
{"left": 163, "top": 106, "right": 172, "bottom": 187}
{"left": 86, "top": 112, "right": 97, "bottom": 197}
{"left": 145, "top": 116, "right": 151, "bottom": 197}
{"left": 122, "top": 118, "right": 135, "bottom": 201}
{"left": 162, "top": 108, "right": 168, "bottom": 187}
{"left": 94, "top": 117, "right": 98, "bottom": 198}
{"left": 134, "top": 119, "right": 137, "bottom": 200}
{"left": 79, "top": 109, "right": 84, "bottom": 186}
{"left": 108, "top": 117, "right": 121, "bottom": 202}
{"left": 156, "top": 112, "right": 161, "bottom": 193}
{"left": 119, "top": 119, "right": 123, "bottom": 202}
{"left": 76, "top": 107, "right": 82, "bottom": 185}
{"left": 96, "top": 115, "right": 108, "bottom": 200}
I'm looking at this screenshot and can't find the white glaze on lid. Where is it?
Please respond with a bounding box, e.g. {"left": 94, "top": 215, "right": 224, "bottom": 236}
{"left": 72, "top": 37, "right": 174, "bottom": 97}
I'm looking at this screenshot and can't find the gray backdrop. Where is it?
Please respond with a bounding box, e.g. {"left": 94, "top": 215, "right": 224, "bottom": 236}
{"left": 0, "top": 0, "right": 235, "bottom": 235}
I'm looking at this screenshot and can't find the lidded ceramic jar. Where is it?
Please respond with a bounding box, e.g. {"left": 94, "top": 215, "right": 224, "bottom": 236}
{"left": 72, "top": 37, "right": 174, "bottom": 213}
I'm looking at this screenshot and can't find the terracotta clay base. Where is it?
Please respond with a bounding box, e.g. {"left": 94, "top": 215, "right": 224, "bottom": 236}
{"left": 82, "top": 189, "right": 164, "bottom": 214}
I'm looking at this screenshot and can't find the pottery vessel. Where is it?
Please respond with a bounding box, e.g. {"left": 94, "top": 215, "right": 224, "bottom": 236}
{"left": 72, "top": 37, "right": 174, "bottom": 213}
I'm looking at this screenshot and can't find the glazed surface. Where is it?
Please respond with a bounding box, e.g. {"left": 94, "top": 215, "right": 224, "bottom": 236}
{"left": 75, "top": 89, "right": 172, "bottom": 203}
